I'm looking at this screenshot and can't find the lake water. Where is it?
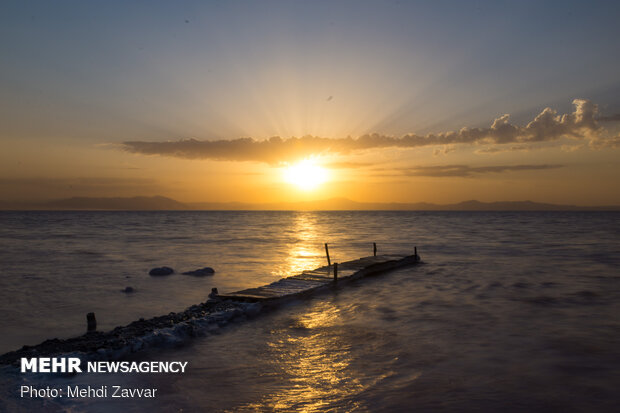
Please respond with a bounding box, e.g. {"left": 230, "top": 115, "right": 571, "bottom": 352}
{"left": 0, "top": 211, "right": 619, "bottom": 412}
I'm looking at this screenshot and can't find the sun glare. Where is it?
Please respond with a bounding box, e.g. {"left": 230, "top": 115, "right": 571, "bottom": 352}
{"left": 284, "top": 160, "right": 328, "bottom": 191}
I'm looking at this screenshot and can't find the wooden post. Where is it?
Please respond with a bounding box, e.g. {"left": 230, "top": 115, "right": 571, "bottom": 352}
{"left": 373, "top": 242, "right": 377, "bottom": 256}
{"left": 86, "top": 312, "right": 97, "bottom": 332}
{"left": 333, "top": 262, "right": 338, "bottom": 282}
{"left": 325, "top": 243, "right": 331, "bottom": 266}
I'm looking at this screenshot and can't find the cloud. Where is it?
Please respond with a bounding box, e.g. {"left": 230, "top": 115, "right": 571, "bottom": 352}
{"left": 122, "top": 136, "right": 338, "bottom": 164}
{"left": 589, "top": 134, "right": 620, "bottom": 149}
{"left": 393, "top": 164, "right": 564, "bottom": 178}
{"left": 433, "top": 145, "right": 456, "bottom": 156}
{"left": 120, "top": 99, "right": 610, "bottom": 163}
{"left": 475, "top": 144, "right": 533, "bottom": 154}
{"left": 560, "top": 144, "right": 585, "bottom": 152}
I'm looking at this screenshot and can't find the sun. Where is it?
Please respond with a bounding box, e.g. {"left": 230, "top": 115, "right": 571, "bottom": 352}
{"left": 283, "top": 159, "right": 329, "bottom": 191}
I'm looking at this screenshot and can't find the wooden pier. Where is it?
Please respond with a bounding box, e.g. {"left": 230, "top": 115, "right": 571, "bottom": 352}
{"left": 215, "top": 252, "right": 420, "bottom": 302}
{"left": 0, "top": 246, "right": 420, "bottom": 364}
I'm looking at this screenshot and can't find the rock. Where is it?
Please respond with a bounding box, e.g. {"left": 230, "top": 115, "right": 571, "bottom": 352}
{"left": 122, "top": 286, "right": 135, "bottom": 293}
{"left": 182, "top": 267, "right": 215, "bottom": 276}
{"left": 149, "top": 266, "right": 174, "bottom": 276}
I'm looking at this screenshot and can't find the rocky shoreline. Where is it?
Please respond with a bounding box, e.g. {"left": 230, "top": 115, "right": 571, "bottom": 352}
{"left": 1, "top": 254, "right": 419, "bottom": 366}
{"left": 0, "top": 299, "right": 256, "bottom": 366}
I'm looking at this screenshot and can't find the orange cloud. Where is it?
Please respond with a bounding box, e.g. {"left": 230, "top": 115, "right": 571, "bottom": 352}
{"left": 120, "top": 99, "right": 615, "bottom": 163}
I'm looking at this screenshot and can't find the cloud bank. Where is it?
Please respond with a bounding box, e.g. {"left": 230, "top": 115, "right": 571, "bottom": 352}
{"left": 120, "top": 99, "right": 616, "bottom": 163}
{"left": 392, "top": 164, "right": 563, "bottom": 178}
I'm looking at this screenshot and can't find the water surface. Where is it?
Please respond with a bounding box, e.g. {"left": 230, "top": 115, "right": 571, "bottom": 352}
{"left": 0, "top": 211, "right": 618, "bottom": 411}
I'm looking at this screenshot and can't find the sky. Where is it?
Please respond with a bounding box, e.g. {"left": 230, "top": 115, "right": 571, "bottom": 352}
{"left": 1, "top": 0, "right": 620, "bottom": 206}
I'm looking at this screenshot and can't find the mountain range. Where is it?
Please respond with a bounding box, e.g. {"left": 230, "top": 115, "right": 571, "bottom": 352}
{"left": 0, "top": 196, "right": 618, "bottom": 211}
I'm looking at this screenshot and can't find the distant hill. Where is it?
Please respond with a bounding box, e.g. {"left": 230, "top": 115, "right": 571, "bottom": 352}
{"left": 1, "top": 196, "right": 189, "bottom": 210}
{"left": 0, "top": 196, "right": 618, "bottom": 211}
{"left": 46, "top": 196, "right": 189, "bottom": 210}
{"left": 190, "top": 198, "right": 618, "bottom": 211}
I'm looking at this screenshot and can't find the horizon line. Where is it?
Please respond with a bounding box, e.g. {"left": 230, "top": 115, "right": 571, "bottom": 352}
{"left": 1, "top": 196, "right": 619, "bottom": 211}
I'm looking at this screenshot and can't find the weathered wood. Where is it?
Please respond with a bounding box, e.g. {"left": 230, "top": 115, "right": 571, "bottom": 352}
{"left": 215, "top": 254, "right": 419, "bottom": 302}
{"left": 86, "top": 312, "right": 96, "bottom": 332}
{"left": 325, "top": 243, "right": 331, "bottom": 266}
{"left": 0, "top": 252, "right": 422, "bottom": 364}
{"left": 373, "top": 242, "right": 377, "bottom": 256}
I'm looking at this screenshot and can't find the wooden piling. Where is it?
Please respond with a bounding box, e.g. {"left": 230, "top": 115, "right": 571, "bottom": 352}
{"left": 333, "top": 262, "right": 338, "bottom": 282}
{"left": 86, "top": 312, "right": 97, "bottom": 332}
{"left": 325, "top": 243, "right": 331, "bottom": 266}
{"left": 373, "top": 242, "right": 377, "bottom": 256}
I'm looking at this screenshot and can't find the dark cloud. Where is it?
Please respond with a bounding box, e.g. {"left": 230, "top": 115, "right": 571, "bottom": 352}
{"left": 394, "top": 164, "right": 563, "bottom": 178}
{"left": 120, "top": 99, "right": 609, "bottom": 163}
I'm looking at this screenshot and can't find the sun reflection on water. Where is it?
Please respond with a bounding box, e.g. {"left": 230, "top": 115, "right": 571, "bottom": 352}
{"left": 236, "top": 215, "right": 390, "bottom": 410}
{"left": 273, "top": 213, "right": 326, "bottom": 278}
{"left": 237, "top": 303, "right": 368, "bottom": 412}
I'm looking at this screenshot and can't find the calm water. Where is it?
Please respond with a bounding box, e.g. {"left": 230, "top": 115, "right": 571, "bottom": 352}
{"left": 0, "top": 211, "right": 619, "bottom": 412}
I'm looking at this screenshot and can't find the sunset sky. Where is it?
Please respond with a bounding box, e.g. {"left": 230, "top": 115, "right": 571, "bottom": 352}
{"left": 1, "top": 1, "right": 619, "bottom": 206}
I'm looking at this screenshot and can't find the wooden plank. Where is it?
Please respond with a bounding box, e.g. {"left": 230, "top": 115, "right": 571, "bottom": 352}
{"left": 215, "top": 254, "right": 419, "bottom": 302}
